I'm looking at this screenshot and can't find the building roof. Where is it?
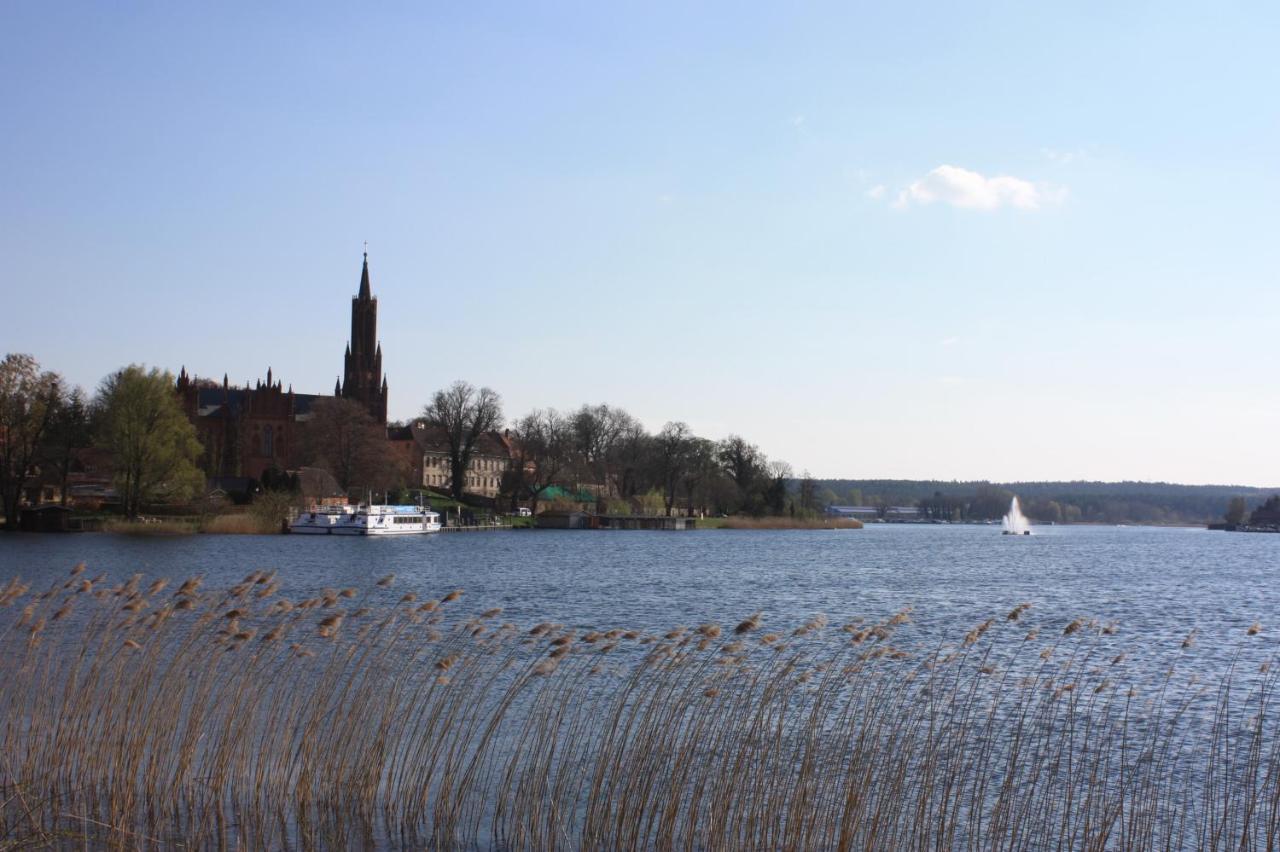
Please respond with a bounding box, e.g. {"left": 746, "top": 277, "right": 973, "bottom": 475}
{"left": 409, "top": 423, "right": 513, "bottom": 458}
{"left": 191, "top": 386, "right": 325, "bottom": 417}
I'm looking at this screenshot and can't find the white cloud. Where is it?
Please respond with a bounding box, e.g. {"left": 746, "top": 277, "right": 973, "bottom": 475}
{"left": 1041, "top": 147, "right": 1088, "bottom": 166}
{"left": 938, "top": 336, "right": 961, "bottom": 346}
{"left": 865, "top": 184, "right": 886, "bottom": 200}
{"left": 790, "top": 114, "right": 806, "bottom": 129}
{"left": 893, "top": 164, "right": 1063, "bottom": 211}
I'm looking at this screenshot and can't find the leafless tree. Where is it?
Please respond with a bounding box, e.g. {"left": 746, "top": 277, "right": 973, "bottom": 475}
{"left": 571, "top": 404, "right": 638, "bottom": 495}
{"left": 655, "top": 421, "right": 692, "bottom": 516}
{"left": 765, "top": 459, "right": 793, "bottom": 515}
{"left": 717, "top": 435, "right": 761, "bottom": 489}
{"left": 305, "top": 397, "right": 401, "bottom": 495}
{"left": 0, "top": 354, "right": 64, "bottom": 529}
{"left": 606, "top": 418, "right": 649, "bottom": 499}
{"left": 44, "top": 386, "right": 91, "bottom": 507}
{"left": 421, "top": 381, "right": 503, "bottom": 501}
{"left": 509, "top": 408, "right": 574, "bottom": 514}
{"left": 680, "top": 437, "right": 723, "bottom": 517}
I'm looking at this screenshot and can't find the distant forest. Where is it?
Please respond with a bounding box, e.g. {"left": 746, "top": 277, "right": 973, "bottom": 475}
{"left": 810, "top": 480, "right": 1280, "bottom": 526}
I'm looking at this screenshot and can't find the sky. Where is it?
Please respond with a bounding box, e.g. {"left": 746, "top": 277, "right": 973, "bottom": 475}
{"left": 2, "top": 1, "right": 1278, "bottom": 486}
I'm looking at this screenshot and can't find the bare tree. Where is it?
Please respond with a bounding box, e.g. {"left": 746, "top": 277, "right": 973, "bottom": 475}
{"left": 44, "top": 386, "right": 91, "bottom": 507}
{"left": 0, "top": 354, "right": 64, "bottom": 529}
{"left": 571, "top": 404, "right": 638, "bottom": 494}
{"left": 305, "top": 397, "right": 401, "bottom": 495}
{"left": 798, "top": 469, "right": 817, "bottom": 513}
{"left": 421, "top": 381, "right": 503, "bottom": 501}
{"left": 509, "top": 408, "right": 573, "bottom": 514}
{"left": 680, "top": 437, "right": 721, "bottom": 517}
{"left": 607, "top": 418, "right": 649, "bottom": 499}
{"left": 655, "top": 421, "right": 692, "bottom": 516}
{"left": 717, "top": 434, "right": 768, "bottom": 513}
{"left": 764, "top": 459, "right": 793, "bottom": 515}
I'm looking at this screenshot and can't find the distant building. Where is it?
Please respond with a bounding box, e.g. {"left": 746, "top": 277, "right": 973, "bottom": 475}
{"left": 885, "top": 506, "right": 922, "bottom": 520}
{"left": 826, "top": 505, "right": 880, "bottom": 519}
{"left": 176, "top": 369, "right": 322, "bottom": 481}
{"left": 176, "top": 253, "right": 390, "bottom": 482}
{"left": 402, "top": 422, "right": 515, "bottom": 499}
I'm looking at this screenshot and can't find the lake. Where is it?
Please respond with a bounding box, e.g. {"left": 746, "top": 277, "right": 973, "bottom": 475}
{"left": 2, "top": 524, "right": 1276, "bottom": 649}
{"left": 4, "top": 523, "right": 1279, "bottom": 848}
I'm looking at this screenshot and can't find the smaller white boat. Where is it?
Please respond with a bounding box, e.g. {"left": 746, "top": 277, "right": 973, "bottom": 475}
{"left": 290, "top": 505, "right": 356, "bottom": 534}
{"left": 333, "top": 503, "right": 442, "bottom": 536}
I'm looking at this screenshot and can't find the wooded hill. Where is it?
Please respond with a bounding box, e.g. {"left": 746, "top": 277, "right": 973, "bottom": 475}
{"left": 812, "top": 480, "right": 1280, "bottom": 525}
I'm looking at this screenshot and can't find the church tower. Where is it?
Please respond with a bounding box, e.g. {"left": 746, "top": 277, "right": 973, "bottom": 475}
{"left": 339, "top": 252, "right": 389, "bottom": 423}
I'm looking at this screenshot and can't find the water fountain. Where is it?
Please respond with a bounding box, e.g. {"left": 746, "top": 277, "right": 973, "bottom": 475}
{"left": 1002, "top": 496, "right": 1032, "bottom": 535}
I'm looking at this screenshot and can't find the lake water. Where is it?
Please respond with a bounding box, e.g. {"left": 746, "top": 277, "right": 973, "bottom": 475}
{"left": 5, "top": 524, "right": 1280, "bottom": 847}
{"left": 3, "top": 524, "right": 1277, "bottom": 660}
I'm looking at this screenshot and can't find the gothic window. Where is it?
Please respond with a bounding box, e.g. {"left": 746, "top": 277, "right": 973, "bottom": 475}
{"left": 264, "top": 425, "right": 275, "bottom": 458}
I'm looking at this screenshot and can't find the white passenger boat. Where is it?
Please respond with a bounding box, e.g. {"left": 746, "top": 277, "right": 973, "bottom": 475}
{"left": 289, "top": 505, "right": 356, "bottom": 534}
{"left": 332, "top": 503, "right": 442, "bottom": 536}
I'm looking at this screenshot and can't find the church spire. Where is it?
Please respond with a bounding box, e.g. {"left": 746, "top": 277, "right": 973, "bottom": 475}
{"left": 358, "top": 250, "right": 371, "bottom": 301}
{"left": 342, "top": 249, "right": 388, "bottom": 423}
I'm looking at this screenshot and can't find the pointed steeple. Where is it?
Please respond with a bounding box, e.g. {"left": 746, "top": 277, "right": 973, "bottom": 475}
{"left": 358, "top": 251, "right": 371, "bottom": 301}
{"left": 266, "top": 367, "right": 273, "bottom": 387}
{"left": 335, "top": 377, "right": 342, "bottom": 396}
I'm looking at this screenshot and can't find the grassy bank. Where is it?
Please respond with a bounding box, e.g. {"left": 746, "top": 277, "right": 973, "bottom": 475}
{"left": 2, "top": 568, "right": 1276, "bottom": 848}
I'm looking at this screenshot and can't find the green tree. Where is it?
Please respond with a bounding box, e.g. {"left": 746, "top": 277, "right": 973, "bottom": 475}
{"left": 96, "top": 365, "right": 203, "bottom": 519}
{"left": 1225, "top": 496, "right": 1248, "bottom": 525}
{"left": 0, "top": 354, "right": 63, "bottom": 530}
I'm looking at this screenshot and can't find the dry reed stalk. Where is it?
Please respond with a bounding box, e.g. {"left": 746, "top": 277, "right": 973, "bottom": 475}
{"left": 3, "top": 568, "right": 1279, "bottom": 849}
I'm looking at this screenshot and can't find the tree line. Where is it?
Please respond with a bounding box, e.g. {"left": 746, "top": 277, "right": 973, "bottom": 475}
{"left": 0, "top": 355, "right": 203, "bottom": 526}
{"left": 406, "top": 380, "right": 798, "bottom": 516}
{"left": 812, "top": 479, "right": 1280, "bottom": 525}
{"left": 1, "top": 355, "right": 806, "bottom": 524}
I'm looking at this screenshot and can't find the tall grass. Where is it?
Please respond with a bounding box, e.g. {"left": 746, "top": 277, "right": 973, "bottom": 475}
{"left": 100, "top": 518, "right": 198, "bottom": 536}
{"left": 200, "top": 512, "right": 277, "bottom": 534}
{"left": 1, "top": 567, "right": 1277, "bottom": 849}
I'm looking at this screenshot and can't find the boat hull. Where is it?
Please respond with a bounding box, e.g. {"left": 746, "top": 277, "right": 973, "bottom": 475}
{"left": 331, "top": 524, "right": 442, "bottom": 536}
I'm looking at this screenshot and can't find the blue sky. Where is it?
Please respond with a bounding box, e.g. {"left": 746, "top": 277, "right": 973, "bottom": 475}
{"left": 3, "top": 2, "right": 1278, "bottom": 485}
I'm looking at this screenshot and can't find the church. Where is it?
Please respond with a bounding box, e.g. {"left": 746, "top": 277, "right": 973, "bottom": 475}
{"left": 176, "top": 253, "right": 391, "bottom": 482}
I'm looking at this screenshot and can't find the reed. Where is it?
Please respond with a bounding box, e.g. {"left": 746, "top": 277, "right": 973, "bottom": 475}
{"left": 101, "top": 519, "right": 197, "bottom": 536}
{"left": 1, "top": 565, "right": 1277, "bottom": 850}
{"left": 200, "top": 513, "right": 276, "bottom": 535}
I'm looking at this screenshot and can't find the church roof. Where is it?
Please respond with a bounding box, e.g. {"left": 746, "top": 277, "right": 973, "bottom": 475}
{"left": 191, "top": 387, "right": 324, "bottom": 418}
